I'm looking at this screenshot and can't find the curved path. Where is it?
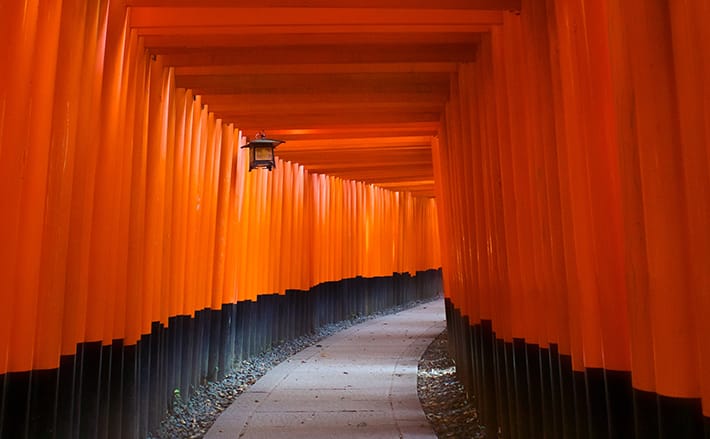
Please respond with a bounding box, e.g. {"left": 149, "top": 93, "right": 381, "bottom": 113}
{"left": 206, "top": 300, "right": 445, "bottom": 439}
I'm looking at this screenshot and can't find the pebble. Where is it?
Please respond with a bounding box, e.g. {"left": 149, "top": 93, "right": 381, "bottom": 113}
{"left": 417, "top": 330, "right": 488, "bottom": 438}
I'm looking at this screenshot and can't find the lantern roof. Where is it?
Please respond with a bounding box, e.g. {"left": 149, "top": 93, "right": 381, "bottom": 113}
{"left": 242, "top": 132, "right": 285, "bottom": 149}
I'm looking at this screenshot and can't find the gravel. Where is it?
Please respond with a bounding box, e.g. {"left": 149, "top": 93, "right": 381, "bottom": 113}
{"left": 418, "top": 329, "right": 488, "bottom": 438}
{"left": 148, "top": 297, "right": 436, "bottom": 439}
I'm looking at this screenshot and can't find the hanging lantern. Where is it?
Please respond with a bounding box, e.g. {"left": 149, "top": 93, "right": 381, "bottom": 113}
{"left": 241, "top": 131, "right": 285, "bottom": 171}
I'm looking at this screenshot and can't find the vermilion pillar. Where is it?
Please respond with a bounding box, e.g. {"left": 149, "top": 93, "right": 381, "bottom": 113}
{"left": 435, "top": 0, "right": 709, "bottom": 438}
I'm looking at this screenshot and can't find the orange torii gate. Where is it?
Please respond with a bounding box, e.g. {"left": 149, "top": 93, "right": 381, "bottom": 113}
{"left": 0, "top": 3, "right": 441, "bottom": 437}
{"left": 436, "top": 1, "right": 709, "bottom": 438}
{"left": 1, "top": 0, "right": 709, "bottom": 438}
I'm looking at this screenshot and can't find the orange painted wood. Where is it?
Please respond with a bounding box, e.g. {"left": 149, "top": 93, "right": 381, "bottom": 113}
{"left": 155, "top": 103, "right": 176, "bottom": 321}
{"left": 61, "top": 0, "right": 110, "bottom": 354}
{"left": 175, "top": 72, "right": 450, "bottom": 96}
{"left": 465, "top": 66, "right": 487, "bottom": 323}
{"left": 547, "top": 0, "right": 602, "bottom": 370}
{"left": 128, "top": 7, "right": 504, "bottom": 28}
{"left": 439, "top": 109, "right": 463, "bottom": 310}
{"left": 34, "top": 0, "right": 88, "bottom": 370}
{"left": 84, "top": 1, "right": 128, "bottom": 345}
{"left": 125, "top": 0, "right": 520, "bottom": 10}
{"left": 196, "top": 112, "right": 216, "bottom": 311}
{"left": 183, "top": 97, "right": 202, "bottom": 314}
{"left": 668, "top": 0, "right": 710, "bottom": 413}
{"left": 434, "top": 144, "right": 454, "bottom": 326}
{"left": 580, "top": 0, "right": 631, "bottom": 373}
{"left": 263, "top": 125, "right": 439, "bottom": 141}
{"left": 137, "top": 24, "right": 489, "bottom": 39}
{"left": 489, "top": 26, "right": 520, "bottom": 344}
{"left": 0, "top": 0, "right": 41, "bottom": 360}
{"left": 143, "top": 56, "right": 170, "bottom": 328}
{"left": 202, "top": 92, "right": 448, "bottom": 107}
{"left": 618, "top": 0, "right": 700, "bottom": 400}
{"left": 114, "top": 27, "right": 146, "bottom": 342}
{"left": 202, "top": 114, "right": 221, "bottom": 309}
{"left": 430, "top": 136, "right": 451, "bottom": 303}
{"left": 0, "top": 0, "right": 442, "bottom": 378}
{"left": 539, "top": 0, "right": 571, "bottom": 356}
{"left": 0, "top": 0, "right": 36, "bottom": 372}
{"left": 8, "top": 0, "right": 63, "bottom": 371}
{"left": 604, "top": 0, "right": 657, "bottom": 394}
{"left": 502, "top": 12, "right": 541, "bottom": 345}
{"left": 472, "top": 35, "right": 510, "bottom": 344}
{"left": 176, "top": 90, "right": 195, "bottom": 317}
{"left": 519, "top": 1, "right": 554, "bottom": 348}
{"left": 212, "top": 123, "right": 235, "bottom": 308}
{"left": 240, "top": 149, "right": 251, "bottom": 296}
{"left": 161, "top": 44, "right": 476, "bottom": 67}
{"left": 167, "top": 88, "right": 188, "bottom": 321}
{"left": 160, "top": 67, "right": 179, "bottom": 322}
{"left": 143, "top": 32, "right": 483, "bottom": 49}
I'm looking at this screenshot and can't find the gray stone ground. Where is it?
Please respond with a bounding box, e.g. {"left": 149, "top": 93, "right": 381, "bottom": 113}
{"left": 150, "top": 298, "right": 487, "bottom": 439}
{"left": 149, "top": 298, "right": 434, "bottom": 439}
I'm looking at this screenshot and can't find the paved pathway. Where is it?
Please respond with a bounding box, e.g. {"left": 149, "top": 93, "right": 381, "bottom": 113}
{"left": 205, "top": 300, "right": 446, "bottom": 439}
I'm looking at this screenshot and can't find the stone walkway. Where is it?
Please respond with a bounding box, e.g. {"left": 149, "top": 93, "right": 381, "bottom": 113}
{"left": 205, "top": 300, "right": 446, "bottom": 439}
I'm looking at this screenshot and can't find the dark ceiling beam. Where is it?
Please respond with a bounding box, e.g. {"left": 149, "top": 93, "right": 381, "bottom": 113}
{"left": 122, "top": 2, "right": 485, "bottom": 198}
{"left": 136, "top": 24, "right": 493, "bottom": 37}
{"left": 275, "top": 152, "right": 433, "bottom": 165}
{"left": 129, "top": 7, "right": 505, "bottom": 28}
{"left": 282, "top": 136, "right": 433, "bottom": 148}
{"left": 219, "top": 111, "right": 441, "bottom": 129}
{"left": 378, "top": 180, "right": 436, "bottom": 187}
{"left": 197, "top": 92, "right": 449, "bottom": 106}
{"left": 239, "top": 124, "right": 439, "bottom": 141}
{"left": 296, "top": 168, "right": 435, "bottom": 179}
{"left": 206, "top": 102, "right": 445, "bottom": 116}
{"left": 174, "top": 63, "right": 459, "bottom": 76}
{"left": 142, "top": 32, "right": 482, "bottom": 48}
{"left": 280, "top": 160, "right": 433, "bottom": 171}
{"left": 160, "top": 43, "right": 476, "bottom": 66}
{"left": 175, "top": 72, "right": 450, "bottom": 96}
{"left": 301, "top": 165, "right": 434, "bottom": 175}
{"left": 280, "top": 145, "right": 433, "bottom": 154}
{"left": 280, "top": 158, "right": 432, "bottom": 167}
{"left": 314, "top": 170, "right": 436, "bottom": 183}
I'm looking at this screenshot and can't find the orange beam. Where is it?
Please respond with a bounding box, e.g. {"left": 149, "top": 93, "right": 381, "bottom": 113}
{"left": 227, "top": 112, "right": 440, "bottom": 128}
{"left": 129, "top": 7, "right": 504, "bottom": 28}
{"left": 174, "top": 62, "right": 459, "bottom": 75}
{"left": 136, "top": 24, "right": 494, "bottom": 37}
{"left": 281, "top": 136, "right": 433, "bottom": 149}
{"left": 142, "top": 32, "right": 483, "bottom": 48}
{"left": 174, "top": 71, "right": 450, "bottom": 94}
{"left": 260, "top": 124, "right": 439, "bottom": 140}
{"left": 161, "top": 44, "right": 476, "bottom": 66}
{"left": 212, "top": 102, "right": 444, "bottom": 117}
{"left": 127, "top": 0, "right": 519, "bottom": 10}
{"left": 199, "top": 92, "right": 449, "bottom": 106}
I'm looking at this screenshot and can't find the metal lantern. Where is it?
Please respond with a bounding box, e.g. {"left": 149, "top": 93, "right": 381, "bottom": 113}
{"left": 241, "top": 132, "right": 285, "bottom": 171}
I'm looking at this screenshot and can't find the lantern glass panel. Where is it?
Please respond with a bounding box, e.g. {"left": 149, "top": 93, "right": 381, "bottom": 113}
{"left": 255, "top": 145, "right": 274, "bottom": 161}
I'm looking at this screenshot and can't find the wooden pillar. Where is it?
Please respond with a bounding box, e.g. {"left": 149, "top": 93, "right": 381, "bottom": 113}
{"left": 611, "top": 0, "right": 704, "bottom": 435}
{"left": 666, "top": 0, "right": 710, "bottom": 424}
{"left": 34, "top": 0, "right": 89, "bottom": 372}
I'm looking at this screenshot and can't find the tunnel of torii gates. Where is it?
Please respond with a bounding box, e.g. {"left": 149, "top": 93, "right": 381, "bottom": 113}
{"left": 0, "top": 0, "right": 709, "bottom": 438}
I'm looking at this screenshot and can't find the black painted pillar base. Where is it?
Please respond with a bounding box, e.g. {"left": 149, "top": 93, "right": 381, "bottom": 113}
{"left": 444, "top": 298, "right": 706, "bottom": 439}
{"left": 0, "top": 269, "right": 443, "bottom": 439}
